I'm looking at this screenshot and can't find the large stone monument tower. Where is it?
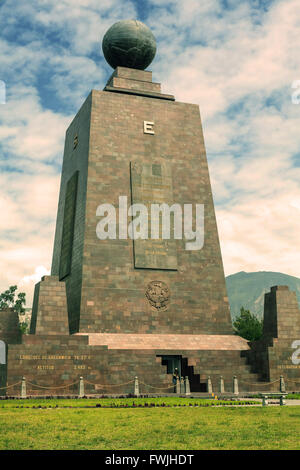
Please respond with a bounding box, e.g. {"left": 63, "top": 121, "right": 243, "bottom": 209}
{"left": 1, "top": 20, "right": 299, "bottom": 395}
{"left": 50, "top": 19, "right": 233, "bottom": 337}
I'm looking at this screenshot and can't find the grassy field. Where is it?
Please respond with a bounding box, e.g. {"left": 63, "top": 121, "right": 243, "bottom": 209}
{"left": 0, "top": 398, "right": 299, "bottom": 450}
{"left": 287, "top": 393, "right": 300, "bottom": 399}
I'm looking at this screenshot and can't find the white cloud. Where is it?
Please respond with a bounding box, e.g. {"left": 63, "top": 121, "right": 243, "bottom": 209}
{"left": 21, "top": 265, "right": 50, "bottom": 285}
{"left": 0, "top": 89, "right": 71, "bottom": 162}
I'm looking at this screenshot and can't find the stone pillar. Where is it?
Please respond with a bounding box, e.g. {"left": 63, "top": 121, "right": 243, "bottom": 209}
{"left": 134, "top": 376, "right": 140, "bottom": 397}
{"left": 21, "top": 376, "right": 26, "bottom": 399}
{"left": 263, "top": 286, "right": 300, "bottom": 340}
{"left": 280, "top": 375, "right": 286, "bottom": 393}
{"left": 257, "top": 286, "right": 300, "bottom": 383}
{"left": 176, "top": 377, "right": 180, "bottom": 394}
{"left": 79, "top": 376, "right": 85, "bottom": 398}
{"left": 219, "top": 376, "right": 225, "bottom": 394}
{"left": 262, "top": 395, "right": 268, "bottom": 406}
{"left": 30, "top": 276, "right": 69, "bottom": 335}
{"left": 180, "top": 376, "right": 185, "bottom": 394}
{"left": 207, "top": 376, "right": 212, "bottom": 394}
{"left": 185, "top": 376, "right": 191, "bottom": 396}
{"left": 233, "top": 375, "right": 239, "bottom": 395}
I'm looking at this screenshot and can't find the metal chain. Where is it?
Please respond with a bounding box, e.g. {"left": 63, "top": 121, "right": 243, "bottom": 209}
{"left": 0, "top": 381, "right": 22, "bottom": 390}
{"left": 26, "top": 380, "right": 79, "bottom": 390}
{"left": 239, "top": 378, "right": 280, "bottom": 386}
{"left": 139, "top": 381, "right": 174, "bottom": 390}
{"left": 84, "top": 379, "right": 135, "bottom": 388}
{"left": 2, "top": 376, "right": 295, "bottom": 394}
{"left": 286, "top": 378, "right": 300, "bottom": 384}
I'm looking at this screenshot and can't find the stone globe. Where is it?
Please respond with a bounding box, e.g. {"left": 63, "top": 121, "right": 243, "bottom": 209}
{"left": 102, "top": 19, "right": 156, "bottom": 70}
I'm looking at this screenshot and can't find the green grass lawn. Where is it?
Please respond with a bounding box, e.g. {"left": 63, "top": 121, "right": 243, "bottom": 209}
{"left": 0, "top": 398, "right": 299, "bottom": 450}
{"left": 287, "top": 393, "right": 300, "bottom": 399}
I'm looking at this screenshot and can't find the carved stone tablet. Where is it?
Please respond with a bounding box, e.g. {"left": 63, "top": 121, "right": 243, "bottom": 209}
{"left": 130, "top": 161, "right": 178, "bottom": 270}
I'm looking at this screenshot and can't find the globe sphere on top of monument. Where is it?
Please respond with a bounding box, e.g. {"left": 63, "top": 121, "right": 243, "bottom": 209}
{"left": 102, "top": 19, "right": 156, "bottom": 70}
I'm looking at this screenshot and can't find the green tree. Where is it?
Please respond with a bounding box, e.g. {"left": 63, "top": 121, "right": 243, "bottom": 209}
{"left": 233, "top": 307, "right": 263, "bottom": 341}
{"left": 19, "top": 320, "right": 29, "bottom": 334}
{"left": 0, "top": 285, "right": 26, "bottom": 314}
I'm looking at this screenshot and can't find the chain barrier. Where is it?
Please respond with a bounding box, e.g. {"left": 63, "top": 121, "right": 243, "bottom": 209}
{"left": 0, "top": 381, "right": 22, "bottom": 390}
{"left": 286, "top": 378, "right": 300, "bottom": 385}
{"left": 0, "top": 376, "right": 298, "bottom": 395}
{"left": 139, "top": 381, "right": 174, "bottom": 391}
{"left": 26, "top": 380, "right": 79, "bottom": 390}
{"left": 0, "top": 378, "right": 173, "bottom": 394}
{"left": 239, "top": 378, "right": 280, "bottom": 386}
{"left": 84, "top": 379, "right": 135, "bottom": 388}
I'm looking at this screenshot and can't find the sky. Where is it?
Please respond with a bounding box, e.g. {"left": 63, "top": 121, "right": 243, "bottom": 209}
{"left": 0, "top": 0, "right": 300, "bottom": 306}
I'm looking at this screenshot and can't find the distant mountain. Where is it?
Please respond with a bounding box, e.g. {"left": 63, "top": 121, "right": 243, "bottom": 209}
{"left": 225, "top": 271, "right": 300, "bottom": 320}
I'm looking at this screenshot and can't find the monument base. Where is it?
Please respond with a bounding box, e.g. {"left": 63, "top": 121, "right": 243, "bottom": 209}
{"left": 1, "top": 282, "right": 300, "bottom": 396}
{"left": 5, "top": 332, "right": 261, "bottom": 396}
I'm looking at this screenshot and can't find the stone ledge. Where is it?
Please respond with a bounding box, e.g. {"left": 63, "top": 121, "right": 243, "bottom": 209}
{"left": 75, "top": 333, "right": 250, "bottom": 350}
{"left": 103, "top": 85, "right": 175, "bottom": 101}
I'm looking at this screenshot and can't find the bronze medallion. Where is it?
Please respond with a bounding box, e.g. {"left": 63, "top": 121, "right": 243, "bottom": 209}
{"left": 145, "top": 281, "right": 170, "bottom": 310}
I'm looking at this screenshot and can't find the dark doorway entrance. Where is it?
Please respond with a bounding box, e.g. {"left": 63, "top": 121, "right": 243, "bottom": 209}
{"left": 181, "top": 357, "right": 207, "bottom": 392}
{"left": 157, "top": 355, "right": 207, "bottom": 392}
{"left": 159, "top": 355, "right": 182, "bottom": 377}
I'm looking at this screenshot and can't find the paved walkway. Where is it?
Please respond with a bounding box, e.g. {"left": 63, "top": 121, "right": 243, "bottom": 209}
{"left": 278, "top": 399, "right": 300, "bottom": 406}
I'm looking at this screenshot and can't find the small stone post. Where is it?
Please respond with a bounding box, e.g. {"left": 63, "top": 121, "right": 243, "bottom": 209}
{"left": 233, "top": 375, "right": 239, "bottom": 395}
{"left": 262, "top": 395, "right": 268, "bottom": 407}
{"left": 176, "top": 376, "right": 180, "bottom": 394}
{"left": 207, "top": 376, "right": 212, "bottom": 394}
{"left": 280, "top": 375, "right": 286, "bottom": 393}
{"left": 21, "top": 376, "right": 26, "bottom": 399}
{"left": 134, "top": 376, "right": 140, "bottom": 397}
{"left": 219, "top": 376, "right": 225, "bottom": 394}
{"left": 79, "top": 376, "right": 85, "bottom": 398}
{"left": 180, "top": 376, "right": 185, "bottom": 394}
{"left": 185, "top": 376, "right": 191, "bottom": 396}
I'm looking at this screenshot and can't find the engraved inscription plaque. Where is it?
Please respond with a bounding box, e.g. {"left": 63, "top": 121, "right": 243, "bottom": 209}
{"left": 130, "top": 161, "right": 178, "bottom": 270}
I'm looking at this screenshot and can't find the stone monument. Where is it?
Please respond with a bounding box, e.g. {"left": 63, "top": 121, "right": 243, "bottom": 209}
{"left": 0, "top": 20, "right": 299, "bottom": 395}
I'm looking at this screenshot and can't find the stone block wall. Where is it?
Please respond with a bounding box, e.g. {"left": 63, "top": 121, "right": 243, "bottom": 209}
{"left": 245, "top": 286, "right": 300, "bottom": 385}
{"left": 6, "top": 337, "right": 172, "bottom": 396}
{"left": 49, "top": 66, "right": 232, "bottom": 335}
{"left": 30, "top": 276, "right": 69, "bottom": 335}
{"left": 0, "top": 308, "right": 21, "bottom": 345}
{"left": 51, "top": 94, "right": 92, "bottom": 333}
{"left": 5, "top": 336, "right": 266, "bottom": 396}
{"left": 0, "top": 308, "right": 21, "bottom": 396}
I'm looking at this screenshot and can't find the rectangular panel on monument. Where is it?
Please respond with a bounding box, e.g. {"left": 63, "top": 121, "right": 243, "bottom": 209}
{"left": 59, "top": 171, "right": 79, "bottom": 280}
{"left": 130, "top": 161, "right": 178, "bottom": 270}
